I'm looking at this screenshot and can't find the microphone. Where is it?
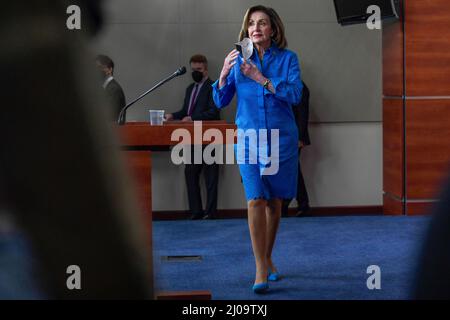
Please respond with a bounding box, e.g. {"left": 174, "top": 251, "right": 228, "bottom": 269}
{"left": 117, "top": 66, "right": 186, "bottom": 125}
{"left": 174, "top": 66, "right": 186, "bottom": 76}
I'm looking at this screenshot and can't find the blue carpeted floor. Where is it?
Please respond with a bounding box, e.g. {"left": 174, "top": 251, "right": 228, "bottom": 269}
{"left": 0, "top": 233, "right": 46, "bottom": 299}
{"left": 153, "top": 215, "right": 431, "bottom": 300}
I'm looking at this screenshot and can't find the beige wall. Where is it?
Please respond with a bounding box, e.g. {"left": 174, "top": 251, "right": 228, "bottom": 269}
{"left": 92, "top": 0, "right": 383, "bottom": 209}
{"left": 149, "top": 122, "right": 382, "bottom": 210}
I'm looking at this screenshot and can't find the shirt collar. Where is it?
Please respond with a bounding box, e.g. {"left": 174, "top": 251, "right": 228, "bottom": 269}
{"left": 251, "top": 41, "right": 279, "bottom": 60}
{"left": 194, "top": 77, "right": 208, "bottom": 88}
{"left": 102, "top": 76, "right": 114, "bottom": 88}
{"left": 266, "top": 41, "right": 279, "bottom": 54}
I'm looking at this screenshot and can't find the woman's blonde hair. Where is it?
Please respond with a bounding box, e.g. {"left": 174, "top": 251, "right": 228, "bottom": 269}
{"left": 238, "top": 5, "right": 287, "bottom": 49}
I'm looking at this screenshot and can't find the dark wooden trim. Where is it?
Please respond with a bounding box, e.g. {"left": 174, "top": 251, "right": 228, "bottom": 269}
{"left": 118, "top": 121, "right": 237, "bottom": 148}
{"left": 405, "top": 100, "right": 450, "bottom": 199}
{"left": 406, "top": 201, "right": 437, "bottom": 215}
{"left": 383, "top": 99, "right": 405, "bottom": 198}
{"left": 156, "top": 290, "right": 212, "bottom": 300}
{"left": 383, "top": 193, "right": 404, "bottom": 215}
{"left": 153, "top": 206, "right": 382, "bottom": 220}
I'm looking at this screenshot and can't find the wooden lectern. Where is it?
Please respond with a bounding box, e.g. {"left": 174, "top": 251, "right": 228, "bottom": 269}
{"left": 117, "top": 120, "right": 236, "bottom": 299}
{"left": 118, "top": 120, "right": 236, "bottom": 218}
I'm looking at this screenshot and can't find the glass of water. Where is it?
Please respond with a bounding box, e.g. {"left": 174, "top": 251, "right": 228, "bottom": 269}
{"left": 149, "top": 110, "right": 165, "bottom": 125}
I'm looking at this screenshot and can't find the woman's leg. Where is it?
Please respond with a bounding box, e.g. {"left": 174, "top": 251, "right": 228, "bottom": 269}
{"left": 266, "top": 198, "right": 282, "bottom": 273}
{"left": 247, "top": 199, "right": 269, "bottom": 284}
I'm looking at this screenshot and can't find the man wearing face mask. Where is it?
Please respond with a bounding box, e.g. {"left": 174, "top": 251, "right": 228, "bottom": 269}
{"left": 165, "top": 54, "right": 219, "bottom": 122}
{"left": 165, "top": 54, "right": 220, "bottom": 220}
{"left": 95, "top": 54, "right": 126, "bottom": 119}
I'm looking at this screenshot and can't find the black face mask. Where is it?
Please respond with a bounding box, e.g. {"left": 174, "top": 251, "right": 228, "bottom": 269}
{"left": 98, "top": 70, "right": 107, "bottom": 83}
{"left": 191, "top": 71, "right": 203, "bottom": 83}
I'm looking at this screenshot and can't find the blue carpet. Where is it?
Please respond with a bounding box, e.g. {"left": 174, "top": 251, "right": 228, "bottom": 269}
{"left": 0, "top": 233, "right": 46, "bottom": 299}
{"left": 153, "top": 216, "right": 431, "bottom": 300}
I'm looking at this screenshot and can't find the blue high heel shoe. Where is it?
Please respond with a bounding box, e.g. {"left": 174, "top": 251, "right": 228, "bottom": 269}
{"left": 268, "top": 268, "right": 280, "bottom": 281}
{"left": 252, "top": 282, "right": 269, "bottom": 294}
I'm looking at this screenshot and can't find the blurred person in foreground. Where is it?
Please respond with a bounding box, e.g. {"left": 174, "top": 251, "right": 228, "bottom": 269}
{"left": 0, "top": 1, "right": 153, "bottom": 299}
{"left": 415, "top": 173, "right": 450, "bottom": 299}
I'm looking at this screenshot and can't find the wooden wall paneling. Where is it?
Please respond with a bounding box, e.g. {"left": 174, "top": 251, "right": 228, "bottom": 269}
{"left": 383, "top": 20, "right": 404, "bottom": 96}
{"left": 383, "top": 193, "right": 404, "bottom": 215}
{"left": 405, "top": 100, "right": 450, "bottom": 199}
{"left": 406, "top": 201, "right": 437, "bottom": 215}
{"left": 383, "top": 99, "right": 405, "bottom": 199}
{"left": 405, "top": 0, "right": 450, "bottom": 96}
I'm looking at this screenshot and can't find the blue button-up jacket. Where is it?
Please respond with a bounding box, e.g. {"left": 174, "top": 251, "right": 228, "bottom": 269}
{"left": 212, "top": 43, "right": 303, "bottom": 162}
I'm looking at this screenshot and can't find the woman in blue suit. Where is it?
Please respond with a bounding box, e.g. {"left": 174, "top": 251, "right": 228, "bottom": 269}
{"left": 212, "top": 5, "right": 303, "bottom": 293}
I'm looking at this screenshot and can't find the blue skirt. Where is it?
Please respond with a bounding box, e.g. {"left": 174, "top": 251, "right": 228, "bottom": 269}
{"left": 238, "top": 153, "right": 298, "bottom": 201}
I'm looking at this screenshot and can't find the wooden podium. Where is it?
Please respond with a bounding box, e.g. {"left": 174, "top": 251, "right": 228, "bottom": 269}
{"left": 118, "top": 120, "right": 236, "bottom": 218}
{"left": 117, "top": 120, "right": 236, "bottom": 299}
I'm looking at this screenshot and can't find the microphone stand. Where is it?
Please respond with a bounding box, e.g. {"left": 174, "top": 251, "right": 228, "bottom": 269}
{"left": 117, "top": 67, "right": 186, "bottom": 125}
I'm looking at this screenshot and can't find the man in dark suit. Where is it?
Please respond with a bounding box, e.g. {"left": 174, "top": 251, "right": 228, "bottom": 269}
{"left": 165, "top": 54, "right": 220, "bottom": 220}
{"left": 282, "top": 81, "right": 311, "bottom": 217}
{"left": 95, "top": 55, "right": 126, "bottom": 119}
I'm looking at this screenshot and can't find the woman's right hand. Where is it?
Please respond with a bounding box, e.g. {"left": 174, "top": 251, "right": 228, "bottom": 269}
{"left": 219, "top": 49, "right": 239, "bottom": 88}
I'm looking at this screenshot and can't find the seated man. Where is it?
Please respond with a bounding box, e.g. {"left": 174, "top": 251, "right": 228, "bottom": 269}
{"left": 165, "top": 54, "right": 220, "bottom": 219}
{"left": 95, "top": 54, "right": 126, "bottom": 119}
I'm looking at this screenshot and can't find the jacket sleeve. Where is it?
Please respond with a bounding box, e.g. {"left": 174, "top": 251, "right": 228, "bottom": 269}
{"left": 264, "top": 53, "right": 303, "bottom": 106}
{"left": 172, "top": 87, "right": 190, "bottom": 120}
{"left": 212, "top": 66, "right": 236, "bottom": 108}
{"left": 191, "top": 86, "right": 220, "bottom": 121}
{"left": 298, "top": 84, "right": 310, "bottom": 144}
{"left": 292, "top": 83, "right": 310, "bottom": 143}
{"left": 106, "top": 83, "right": 126, "bottom": 117}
